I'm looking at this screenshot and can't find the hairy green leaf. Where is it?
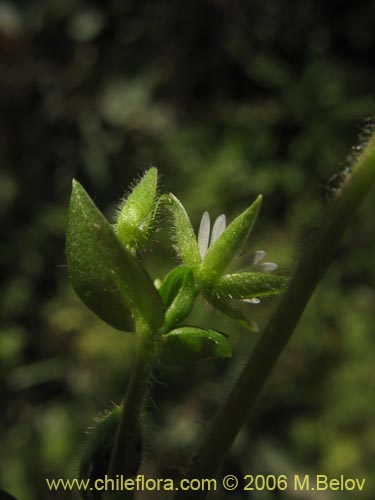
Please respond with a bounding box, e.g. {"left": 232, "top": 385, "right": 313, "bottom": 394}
{"left": 66, "top": 180, "right": 164, "bottom": 331}
{"left": 79, "top": 406, "right": 142, "bottom": 499}
{"left": 79, "top": 406, "right": 121, "bottom": 487}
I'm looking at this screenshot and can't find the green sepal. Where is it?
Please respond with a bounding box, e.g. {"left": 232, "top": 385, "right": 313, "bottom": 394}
{"left": 200, "top": 195, "right": 262, "bottom": 282}
{"left": 66, "top": 180, "right": 164, "bottom": 331}
{"left": 210, "top": 272, "right": 289, "bottom": 299}
{"left": 161, "top": 327, "right": 232, "bottom": 366}
{"left": 158, "top": 267, "right": 196, "bottom": 332}
{"left": 166, "top": 194, "right": 201, "bottom": 267}
{"left": 205, "top": 293, "right": 259, "bottom": 333}
{"left": 114, "top": 167, "right": 158, "bottom": 251}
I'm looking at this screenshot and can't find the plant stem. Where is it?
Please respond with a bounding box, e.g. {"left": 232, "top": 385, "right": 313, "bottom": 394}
{"left": 174, "top": 131, "right": 375, "bottom": 499}
{"left": 105, "top": 320, "right": 156, "bottom": 500}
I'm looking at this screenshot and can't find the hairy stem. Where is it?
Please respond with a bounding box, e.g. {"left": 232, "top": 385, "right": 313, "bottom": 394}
{"left": 174, "top": 131, "right": 375, "bottom": 499}
{"left": 104, "top": 320, "right": 156, "bottom": 500}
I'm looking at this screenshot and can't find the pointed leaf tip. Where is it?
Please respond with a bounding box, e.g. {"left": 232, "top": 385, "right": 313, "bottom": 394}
{"left": 114, "top": 167, "right": 159, "bottom": 251}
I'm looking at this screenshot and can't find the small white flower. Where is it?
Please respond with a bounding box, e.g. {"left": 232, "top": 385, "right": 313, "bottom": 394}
{"left": 248, "top": 250, "right": 278, "bottom": 273}
{"left": 198, "top": 211, "right": 227, "bottom": 260}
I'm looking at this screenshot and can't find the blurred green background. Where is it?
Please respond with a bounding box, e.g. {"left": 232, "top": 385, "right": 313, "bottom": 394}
{"left": 0, "top": 1, "right": 373, "bottom": 499}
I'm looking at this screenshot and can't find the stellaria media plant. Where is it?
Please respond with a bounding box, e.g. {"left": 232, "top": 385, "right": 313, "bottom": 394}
{"left": 63, "top": 131, "right": 374, "bottom": 500}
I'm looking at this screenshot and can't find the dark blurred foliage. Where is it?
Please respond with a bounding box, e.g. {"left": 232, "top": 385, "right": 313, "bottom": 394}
{"left": 0, "top": 1, "right": 373, "bottom": 499}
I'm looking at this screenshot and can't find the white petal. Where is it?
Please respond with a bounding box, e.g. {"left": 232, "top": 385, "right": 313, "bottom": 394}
{"left": 210, "top": 214, "right": 226, "bottom": 245}
{"left": 198, "top": 211, "right": 210, "bottom": 259}
{"left": 252, "top": 250, "right": 266, "bottom": 265}
{"left": 259, "top": 262, "right": 278, "bottom": 273}
{"left": 243, "top": 297, "right": 261, "bottom": 304}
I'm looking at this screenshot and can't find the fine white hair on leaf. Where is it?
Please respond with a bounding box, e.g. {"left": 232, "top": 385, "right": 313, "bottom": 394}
{"left": 198, "top": 211, "right": 211, "bottom": 260}
{"left": 243, "top": 297, "right": 261, "bottom": 304}
{"left": 210, "top": 214, "right": 227, "bottom": 246}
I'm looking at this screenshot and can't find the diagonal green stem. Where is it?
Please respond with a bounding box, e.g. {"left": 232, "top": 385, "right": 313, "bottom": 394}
{"left": 173, "top": 131, "right": 375, "bottom": 499}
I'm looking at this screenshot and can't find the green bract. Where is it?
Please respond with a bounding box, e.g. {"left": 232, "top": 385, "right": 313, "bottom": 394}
{"left": 66, "top": 180, "right": 164, "bottom": 331}
{"left": 114, "top": 167, "right": 158, "bottom": 252}
{"left": 161, "top": 327, "right": 232, "bottom": 366}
